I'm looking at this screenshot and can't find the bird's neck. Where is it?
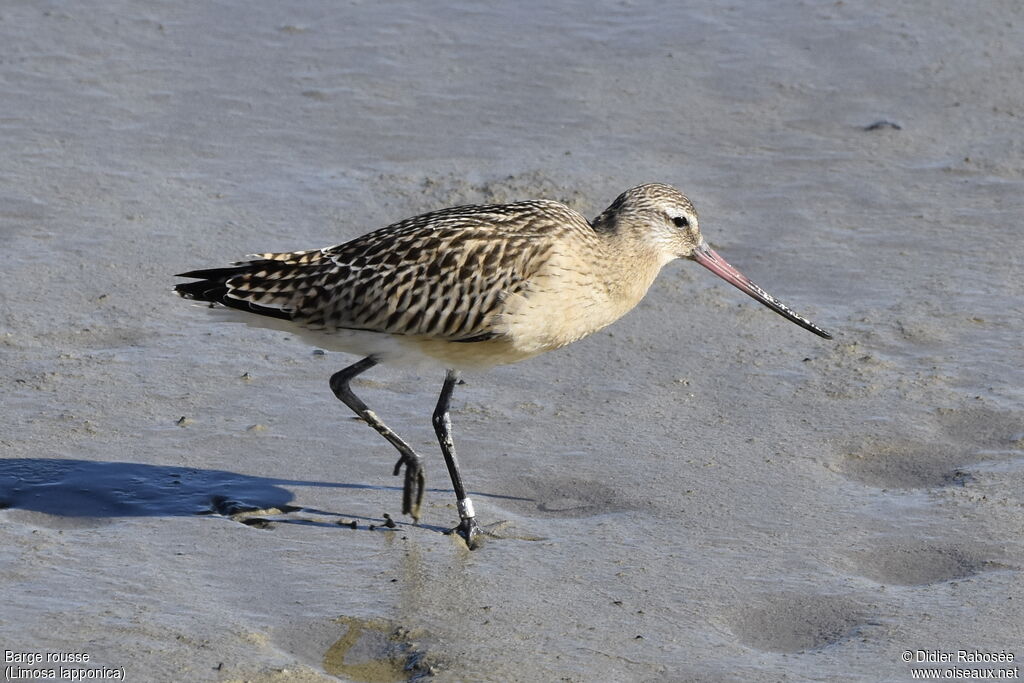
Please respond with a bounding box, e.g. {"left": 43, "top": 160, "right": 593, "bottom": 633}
{"left": 604, "top": 227, "right": 672, "bottom": 278}
{"left": 594, "top": 229, "right": 673, "bottom": 308}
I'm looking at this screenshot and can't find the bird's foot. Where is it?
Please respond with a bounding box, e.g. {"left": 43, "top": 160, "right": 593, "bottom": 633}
{"left": 392, "top": 453, "right": 426, "bottom": 522}
{"left": 446, "top": 516, "right": 483, "bottom": 550}
{"left": 443, "top": 497, "right": 483, "bottom": 548}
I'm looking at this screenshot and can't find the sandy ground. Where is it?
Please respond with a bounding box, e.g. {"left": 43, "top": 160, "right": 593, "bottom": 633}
{"left": 2, "top": 1, "right": 1023, "bottom": 681}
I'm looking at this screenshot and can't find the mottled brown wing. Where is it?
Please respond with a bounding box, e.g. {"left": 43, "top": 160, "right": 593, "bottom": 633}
{"left": 219, "top": 201, "right": 586, "bottom": 341}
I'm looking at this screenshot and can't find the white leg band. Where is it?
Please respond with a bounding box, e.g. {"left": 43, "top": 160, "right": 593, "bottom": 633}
{"left": 457, "top": 497, "right": 475, "bottom": 519}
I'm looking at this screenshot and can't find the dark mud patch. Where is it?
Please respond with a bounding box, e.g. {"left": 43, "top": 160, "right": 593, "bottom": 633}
{"left": 323, "top": 616, "right": 432, "bottom": 682}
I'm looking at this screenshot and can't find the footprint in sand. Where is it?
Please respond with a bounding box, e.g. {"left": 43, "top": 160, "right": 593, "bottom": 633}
{"left": 500, "top": 475, "right": 637, "bottom": 518}
{"left": 838, "top": 438, "right": 974, "bottom": 489}
{"left": 724, "top": 593, "right": 870, "bottom": 653}
{"left": 841, "top": 540, "right": 1010, "bottom": 586}
{"left": 837, "top": 408, "right": 1024, "bottom": 490}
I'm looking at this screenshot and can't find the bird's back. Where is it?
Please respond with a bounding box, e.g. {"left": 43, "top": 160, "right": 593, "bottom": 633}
{"left": 175, "top": 199, "right": 597, "bottom": 346}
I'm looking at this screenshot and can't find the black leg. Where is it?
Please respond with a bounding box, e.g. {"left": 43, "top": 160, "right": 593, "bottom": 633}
{"left": 329, "top": 357, "right": 426, "bottom": 522}
{"left": 433, "top": 369, "right": 481, "bottom": 548}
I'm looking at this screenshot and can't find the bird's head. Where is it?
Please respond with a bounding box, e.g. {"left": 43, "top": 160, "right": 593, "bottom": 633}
{"left": 594, "top": 183, "right": 832, "bottom": 339}
{"left": 593, "top": 183, "right": 703, "bottom": 262}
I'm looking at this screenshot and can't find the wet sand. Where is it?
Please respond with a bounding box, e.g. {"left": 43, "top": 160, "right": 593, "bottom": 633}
{"left": 2, "top": 1, "right": 1022, "bottom": 681}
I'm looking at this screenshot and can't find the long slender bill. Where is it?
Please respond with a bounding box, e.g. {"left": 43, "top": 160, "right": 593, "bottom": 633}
{"left": 692, "top": 241, "right": 832, "bottom": 339}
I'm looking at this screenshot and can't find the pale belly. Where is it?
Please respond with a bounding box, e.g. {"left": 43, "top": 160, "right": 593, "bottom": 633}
{"left": 196, "top": 304, "right": 541, "bottom": 371}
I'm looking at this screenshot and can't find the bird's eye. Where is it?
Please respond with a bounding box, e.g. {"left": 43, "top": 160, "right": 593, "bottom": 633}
{"left": 672, "top": 216, "right": 689, "bottom": 228}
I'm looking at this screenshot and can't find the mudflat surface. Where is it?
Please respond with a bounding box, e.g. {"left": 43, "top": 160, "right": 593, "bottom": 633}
{"left": 2, "top": 1, "right": 1022, "bottom": 681}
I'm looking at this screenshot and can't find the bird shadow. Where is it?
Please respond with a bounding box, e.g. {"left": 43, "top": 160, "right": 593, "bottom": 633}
{"left": 0, "top": 457, "right": 529, "bottom": 535}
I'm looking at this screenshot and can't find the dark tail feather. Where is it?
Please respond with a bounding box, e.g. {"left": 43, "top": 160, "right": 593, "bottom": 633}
{"left": 173, "top": 265, "right": 252, "bottom": 302}
{"left": 175, "top": 265, "right": 255, "bottom": 281}
{"left": 174, "top": 262, "right": 292, "bottom": 321}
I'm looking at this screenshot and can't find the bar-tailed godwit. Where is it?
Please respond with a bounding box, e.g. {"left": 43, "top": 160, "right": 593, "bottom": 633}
{"left": 175, "top": 183, "right": 831, "bottom": 547}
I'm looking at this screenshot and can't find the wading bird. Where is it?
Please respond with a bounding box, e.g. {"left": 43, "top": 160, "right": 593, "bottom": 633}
{"left": 175, "top": 183, "right": 831, "bottom": 547}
